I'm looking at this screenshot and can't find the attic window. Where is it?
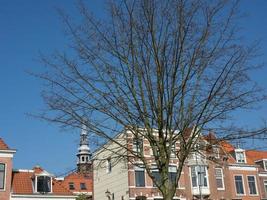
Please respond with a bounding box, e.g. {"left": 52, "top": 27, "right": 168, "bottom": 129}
{"left": 69, "top": 182, "right": 75, "bottom": 190}
{"left": 80, "top": 182, "right": 87, "bottom": 190}
{"left": 36, "top": 176, "right": 51, "bottom": 193}
{"left": 235, "top": 150, "right": 246, "bottom": 163}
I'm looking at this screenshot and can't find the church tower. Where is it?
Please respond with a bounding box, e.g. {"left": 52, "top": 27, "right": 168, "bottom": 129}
{"left": 77, "top": 122, "right": 92, "bottom": 174}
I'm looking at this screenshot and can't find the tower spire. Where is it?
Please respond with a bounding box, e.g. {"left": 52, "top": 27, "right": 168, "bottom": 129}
{"left": 77, "top": 120, "right": 92, "bottom": 174}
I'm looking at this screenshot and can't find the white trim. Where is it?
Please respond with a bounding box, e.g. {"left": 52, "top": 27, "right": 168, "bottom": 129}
{"left": 73, "top": 191, "right": 92, "bottom": 195}
{"left": 11, "top": 194, "right": 76, "bottom": 199}
{"left": 254, "top": 158, "right": 267, "bottom": 163}
{"left": 235, "top": 149, "right": 247, "bottom": 164}
{"left": 259, "top": 173, "right": 267, "bottom": 177}
{"left": 13, "top": 169, "right": 34, "bottom": 173}
{"left": 229, "top": 166, "right": 257, "bottom": 171}
{"left": 246, "top": 175, "right": 259, "bottom": 196}
{"left": 34, "top": 175, "right": 53, "bottom": 194}
{"left": 0, "top": 152, "right": 15, "bottom": 158}
{"left": 234, "top": 174, "right": 246, "bottom": 196}
{"left": 215, "top": 168, "right": 225, "bottom": 190}
{"left": 264, "top": 160, "right": 267, "bottom": 171}
{"left": 0, "top": 163, "right": 6, "bottom": 191}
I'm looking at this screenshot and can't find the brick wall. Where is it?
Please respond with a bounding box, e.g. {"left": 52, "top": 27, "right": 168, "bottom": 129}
{"left": 0, "top": 156, "right": 13, "bottom": 200}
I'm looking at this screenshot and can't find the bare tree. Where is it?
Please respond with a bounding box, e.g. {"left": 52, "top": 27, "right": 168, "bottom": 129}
{"left": 37, "top": 0, "right": 266, "bottom": 199}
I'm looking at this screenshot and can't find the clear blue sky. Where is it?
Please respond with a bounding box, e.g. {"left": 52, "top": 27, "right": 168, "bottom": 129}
{"left": 0, "top": 0, "right": 267, "bottom": 175}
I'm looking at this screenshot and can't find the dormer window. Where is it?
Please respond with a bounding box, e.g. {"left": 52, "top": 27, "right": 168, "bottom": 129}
{"left": 36, "top": 176, "right": 52, "bottom": 193}
{"left": 264, "top": 160, "right": 267, "bottom": 171}
{"left": 235, "top": 149, "right": 246, "bottom": 163}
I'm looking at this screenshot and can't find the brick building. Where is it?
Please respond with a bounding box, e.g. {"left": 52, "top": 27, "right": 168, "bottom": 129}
{"left": 0, "top": 138, "right": 16, "bottom": 200}
{"left": 0, "top": 123, "right": 93, "bottom": 200}
{"left": 58, "top": 123, "right": 93, "bottom": 199}
{"left": 93, "top": 128, "right": 267, "bottom": 200}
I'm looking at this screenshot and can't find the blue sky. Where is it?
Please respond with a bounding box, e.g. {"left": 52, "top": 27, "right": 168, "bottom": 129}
{"left": 0, "top": 0, "right": 267, "bottom": 175}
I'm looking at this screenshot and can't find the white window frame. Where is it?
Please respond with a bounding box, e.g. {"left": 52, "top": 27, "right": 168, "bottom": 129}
{"left": 264, "top": 160, "right": 267, "bottom": 171}
{"left": 34, "top": 175, "right": 52, "bottom": 193}
{"left": 213, "top": 146, "right": 220, "bottom": 159}
{"left": 190, "top": 166, "right": 209, "bottom": 189}
{"left": 0, "top": 163, "right": 6, "bottom": 191}
{"left": 235, "top": 149, "right": 246, "bottom": 164}
{"left": 133, "top": 137, "right": 143, "bottom": 154}
{"left": 234, "top": 174, "right": 246, "bottom": 196}
{"left": 134, "top": 165, "right": 146, "bottom": 187}
{"left": 215, "top": 168, "right": 225, "bottom": 190}
{"left": 246, "top": 175, "right": 258, "bottom": 196}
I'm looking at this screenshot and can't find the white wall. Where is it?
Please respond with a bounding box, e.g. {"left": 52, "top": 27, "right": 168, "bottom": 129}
{"left": 93, "top": 133, "right": 129, "bottom": 200}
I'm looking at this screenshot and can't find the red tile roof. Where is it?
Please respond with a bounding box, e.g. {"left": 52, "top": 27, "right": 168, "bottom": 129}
{"left": 220, "top": 140, "right": 255, "bottom": 165}
{"left": 246, "top": 150, "right": 267, "bottom": 162}
{"left": 12, "top": 167, "right": 73, "bottom": 196}
{"left": 0, "top": 138, "right": 10, "bottom": 150}
{"left": 61, "top": 172, "right": 93, "bottom": 193}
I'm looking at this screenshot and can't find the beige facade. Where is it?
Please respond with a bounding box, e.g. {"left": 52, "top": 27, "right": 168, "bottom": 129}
{"left": 93, "top": 133, "right": 129, "bottom": 200}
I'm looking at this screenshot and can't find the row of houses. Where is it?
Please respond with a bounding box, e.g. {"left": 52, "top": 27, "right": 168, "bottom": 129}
{"left": 0, "top": 125, "right": 93, "bottom": 200}
{"left": 0, "top": 127, "right": 267, "bottom": 200}
{"left": 92, "top": 129, "right": 267, "bottom": 200}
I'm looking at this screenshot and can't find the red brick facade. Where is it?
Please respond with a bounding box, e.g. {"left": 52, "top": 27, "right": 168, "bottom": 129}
{"left": 124, "top": 131, "right": 267, "bottom": 200}
{"left": 0, "top": 138, "right": 16, "bottom": 200}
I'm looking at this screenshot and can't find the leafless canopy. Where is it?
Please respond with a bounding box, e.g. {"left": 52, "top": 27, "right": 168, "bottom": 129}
{"left": 37, "top": 0, "right": 266, "bottom": 199}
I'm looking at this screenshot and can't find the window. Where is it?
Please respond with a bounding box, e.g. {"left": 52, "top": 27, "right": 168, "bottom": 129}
{"left": 215, "top": 168, "right": 224, "bottom": 189}
{"left": 69, "top": 182, "right": 75, "bottom": 190}
{"left": 152, "top": 169, "right": 160, "bottom": 187}
{"left": 107, "top": 158, "right": 112, "bottom": 173}
{"left": 0, "top": 164, "right": 5, "bottom": 190}
{"left": 80, "top": 182, "right": 87, "bottom": 190}
{"left": 234, "top": 175, "right": 244, "bottom": 195}
{"left": 247, "top": 176, "right": 257, "bottom": 195}
{"left": 133, "top": 138, "right": 143, "bottom": 154}
{"left": 191, "top": 166, "right": 208, "bottom": 188}
{"left": 213, "top": 146, "right": 220, "bottom": 158}
{"left": 36, "top": 176, "right": 51, "bottom": 193}
{"left": 170, "top": 144, "right": 176, "bottom": 158}
{"left": 264, "top": 161, "right": 267, "bottom": 171}
{"left": 264, "top": 180, "right": 267, "bottom": 193}
{"left": 169, "top": 166, "right": 177, "bottom": 185}
{"left": 235, "top": 151, "right": 245, "bottom": 163}
{"left": 135, "top": 166, "right": 145, "bottom": 187}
